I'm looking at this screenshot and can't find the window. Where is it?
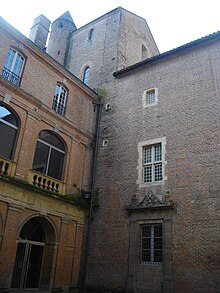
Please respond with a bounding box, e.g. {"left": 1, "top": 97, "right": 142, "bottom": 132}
{"left": 0, "top": 103, "right": 19, "bottom": 159}
{"left": 88, "top": 28, "right": 94, "bottom": 43}
{"left": 143, "top": 143, "right": 162, "bottom": 183}
{"left": 1, "top": 48, "right": 25, "bottom": 86}
{"left": 142, "top": 88, "right": 158, "bottom": 107}
{"left": 32, "top": 130, "right": 65, "bottom": 180}
{"left": 52, "top": 84, "right": 67, "bottom": 116}
{"left": 140, "top": 223, "right": 163, "bottom": 264}
{"left": 137, "top": 137, "right": 166, "bottom": 187}
{"left": 141, "top": 44, "right": 148, "bottom": 60}
{"left": 83, "top": 67, "right": 90, "bottom": 85}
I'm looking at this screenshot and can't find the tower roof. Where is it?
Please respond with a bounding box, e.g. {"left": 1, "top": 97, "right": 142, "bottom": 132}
{"left": 53, "top": 11, "right": 76, "bottom": 29}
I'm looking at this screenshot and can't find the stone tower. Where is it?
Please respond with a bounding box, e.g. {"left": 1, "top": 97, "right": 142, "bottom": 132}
{"left": 46, "top": 11, "right": 77, "bottom": 66}
{"left": 29, "top": 14, "right": 51, "bottom": 49}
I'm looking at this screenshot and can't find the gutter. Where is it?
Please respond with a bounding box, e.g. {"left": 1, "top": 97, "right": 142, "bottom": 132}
{"left": 81, "top": 97, "right": 103, "bottom": 292}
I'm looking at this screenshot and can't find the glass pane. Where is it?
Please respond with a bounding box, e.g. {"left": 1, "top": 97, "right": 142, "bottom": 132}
{"left": 11, "top": 243, "right": 26, "bottom": 288}
{"left": 4, "top": 48, "right": 15, "bottom": 70}
{"left": 32, "top": 141, "right": 50, "bottom": 174}
{"left": 13, "top": 53, "right": 24, "bottom": 76}
{"left": 0, "top": 105, "right": 18, "bottom": 127}
{"left": 147, "top": 90, "right": 155, "bottom": 104}
{"left": 144, "top": 146, "right": 151, "bottom": 164}
{"left": 47, "top": 148, "right": 64, "bottom": 180}
{"left": 142, "top": 249, "right": 151, "bottom": 262}
{"left": 154, "top": 163, "right": 162, "bottom": 181}
{"left": 39, "top": 131, "right": 65, "bottom": 151}
{"left": 25, "top": 245, "right": 44, "bottom": 288}
{"left": 0, "top": 122, "right": 17, "bottom": 159}
{"left": 154, "top": 249, "right": 162, "bottom": 263}
{"left": 144, "top": 165, "right": 152, "bottom": 183}
{"left": 154, "top": 143, "right": 162, "bottom": 161}
{"left": 83, "top": 67, "right": 90, "bottom": 85}
{"left": 142, "top": 225, "right": 151, "bottom": 237}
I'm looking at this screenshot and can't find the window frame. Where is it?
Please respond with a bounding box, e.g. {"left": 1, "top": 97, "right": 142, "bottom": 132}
{"left": 140, "top": 222, "right": 163, "bottom": 265}
{"left": 1, "top": 47, "right": 25, "bottom": 86}
{"left": 142, "top": 87, "right": 158, "bottom": 108}
{"left": 32, "top": 130, "right": 66, "bottom": 180}
{"left": 52, "top": 83, "right": 67, "bottom": 116}
{"left": 137, "top": 137, "right": 167, "bottom": 187}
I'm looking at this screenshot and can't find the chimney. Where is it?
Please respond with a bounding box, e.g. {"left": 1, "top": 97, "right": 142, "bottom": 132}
{"left": 29, "top": 15, "right": 51, "bottom": 49}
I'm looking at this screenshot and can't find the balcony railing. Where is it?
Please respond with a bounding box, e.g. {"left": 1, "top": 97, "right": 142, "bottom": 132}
{"left": 1, "top": 67, "right": 21, "bottom": 86}
{"left": 0, "top": 157, "right": 16, "bottom": 177}
{"left": 27, "top": 170, "right": 66, "bottom": 195}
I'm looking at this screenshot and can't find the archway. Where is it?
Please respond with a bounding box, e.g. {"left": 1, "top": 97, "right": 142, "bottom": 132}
{"left": 11, "top": 216, "right": 56, "bottom": 291}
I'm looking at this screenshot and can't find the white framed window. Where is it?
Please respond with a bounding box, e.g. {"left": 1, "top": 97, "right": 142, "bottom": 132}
{"left": 1, "top": 48, "right": 25, "bottom": 86}
{"left": 52, "top": 83, "right": 67, "bottom": 116}
{"left": 140, "top": 223, "right": 163, "bottom": 265}
{"left": 142, "top": 88, "right": 158, "bottom": 108}
{"left": 137, "top": 137, "right": 166, "bottom": 187}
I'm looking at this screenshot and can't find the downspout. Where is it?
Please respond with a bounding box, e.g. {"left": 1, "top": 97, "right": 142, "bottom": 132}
{"left": 82, "top": 97, "right": 103, "bottom": 292}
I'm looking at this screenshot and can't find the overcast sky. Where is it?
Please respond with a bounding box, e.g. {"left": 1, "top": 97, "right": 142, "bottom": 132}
{"left": 1, "top": 0, "right": 220, "bottom": 53}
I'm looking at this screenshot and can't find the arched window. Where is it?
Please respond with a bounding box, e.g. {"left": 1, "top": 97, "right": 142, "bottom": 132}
{"left": 0, "top": 102, "right": 19, "bottom": 160}
{"left": 52, "top": 83, "right": 67, "bottom": 116}
{"left": 1, "top": 48, "right": 25, "bottom": 86}
{"left": 83, "top": 67, "right": 90, "bottom": 85}
{"left": 141, "top": 45, "right": 148, "bottom": 60}
{"left": 32, "top": 130, "right": 65, "bottom": 180}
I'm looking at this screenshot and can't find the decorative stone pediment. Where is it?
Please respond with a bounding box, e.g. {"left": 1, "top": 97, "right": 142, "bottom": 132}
{"left": 140, "top": 190, "right": 163, "bottom": 207}
{"left": 128, "top": 191, "right": 173, "bottom": 211}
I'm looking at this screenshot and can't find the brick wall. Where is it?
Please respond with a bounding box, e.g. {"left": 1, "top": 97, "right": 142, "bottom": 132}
{"left": 86, "top": 39, "right": 220, "bottom": 292}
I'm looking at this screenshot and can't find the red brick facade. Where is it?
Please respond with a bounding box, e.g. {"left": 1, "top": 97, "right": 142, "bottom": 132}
{"left": 1, "top": 6, "right": 220, "bottom": 293}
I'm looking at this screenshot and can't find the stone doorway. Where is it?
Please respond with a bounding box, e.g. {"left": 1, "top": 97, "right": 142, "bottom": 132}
{"left": 11, "top": 216, "right": 56, "bottom": 291}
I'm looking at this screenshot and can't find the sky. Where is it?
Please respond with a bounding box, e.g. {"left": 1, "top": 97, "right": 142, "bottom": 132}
{"left": 1, "top": 0, "right": 220, "bottom": 53}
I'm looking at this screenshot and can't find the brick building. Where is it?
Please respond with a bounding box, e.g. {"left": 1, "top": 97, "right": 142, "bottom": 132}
{"left": 1, "top": 6, "right": 220, "bottom": 293}
{"left": 0, "top": 16, "right": 97, "bottom": 292}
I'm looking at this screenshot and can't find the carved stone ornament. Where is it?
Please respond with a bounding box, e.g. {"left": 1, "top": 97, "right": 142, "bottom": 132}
{"left": 140, "top": 190, "right": 163, "bottom": 207}
{"left": 129, "top": 190, "right": 173, "bottom": 210}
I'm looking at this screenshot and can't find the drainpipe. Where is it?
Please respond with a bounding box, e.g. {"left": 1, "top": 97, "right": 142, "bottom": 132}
{"left": 82, "top": 97, "right": 103, "bottom": 293}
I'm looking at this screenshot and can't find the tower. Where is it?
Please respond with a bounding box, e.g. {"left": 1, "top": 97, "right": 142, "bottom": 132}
{"left": 29, "top": 14, "right": 51, "bottom": 49}
{"left": 46, "top": 11, "right": 77, "bottom": 66}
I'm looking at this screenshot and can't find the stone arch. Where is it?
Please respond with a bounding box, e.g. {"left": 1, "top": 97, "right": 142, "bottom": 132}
{"left": 11, "top": 216, "right": 57, "bottom": 291}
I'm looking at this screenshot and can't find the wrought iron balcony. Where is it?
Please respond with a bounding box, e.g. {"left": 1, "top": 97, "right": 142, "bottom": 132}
{"left": 27, "top": 170, "right": 66, "bottom": 195}
{"left": 0, "top": 156, "right": 16, "bottom": 177}
{"left": 1, "top": 67, "right": 21, "bottom": 86}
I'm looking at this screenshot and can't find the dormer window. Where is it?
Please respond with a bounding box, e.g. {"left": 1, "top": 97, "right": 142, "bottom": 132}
{"left": 83, "top": 67, "right": 90, "bottom": 85}
{"left": 52, "top": 83, "right": 67, "bottom": 116}
{"left": 1, "top": 48, "right": 25, "bottom": 86}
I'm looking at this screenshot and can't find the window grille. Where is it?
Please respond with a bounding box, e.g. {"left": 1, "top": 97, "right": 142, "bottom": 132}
{"left": 143, "top": 143, "right": 162, "bottom": 183}
{"left": 147, "top": 89, "right": 156, "bottom": 104}
{"left": 140, "top": 223, "right": 163, "bottom": 264}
